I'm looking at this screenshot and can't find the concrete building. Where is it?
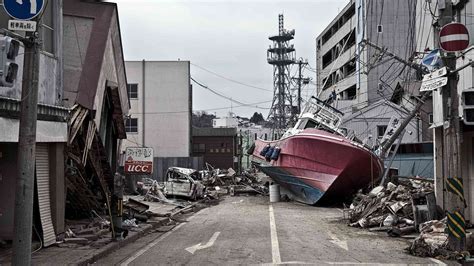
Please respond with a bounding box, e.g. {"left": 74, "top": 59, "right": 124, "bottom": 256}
{"left": 122, "top": 61, "right": 192, "bottom": 157}
{"left": 0, "top": 1, "right": 68, "bottom": 246}
{"left": 192, "top": 127, "right": 238, "bottom": 170}
{"left": 121, "top": 61, "right": 197, "bottom": 180}
{"left": 315, "top": 0, "right": 433, "bottom": 143}
{"left": 213, "top": 112, "right": 238, "bottom": 128}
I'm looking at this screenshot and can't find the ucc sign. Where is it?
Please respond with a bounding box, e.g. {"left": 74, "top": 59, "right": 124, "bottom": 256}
{"left": 124, "top": 147, "right": 154, "bottom": 174}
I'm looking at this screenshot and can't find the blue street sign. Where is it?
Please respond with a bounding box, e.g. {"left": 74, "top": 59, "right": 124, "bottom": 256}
{"left": 3, "top": 0, "right": 45, "bottom": 21}
{"left": 421, "top": 49, "right": 443, "bottom": 71}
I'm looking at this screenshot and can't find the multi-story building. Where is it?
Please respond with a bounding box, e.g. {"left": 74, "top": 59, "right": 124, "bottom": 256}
{"left": 0, "top": 1, "right": 68, "bottom": 245}
{"left": 122, "top": 60, "right": 191, "bottom": 157}
{"left": 0, "top": 0, "right": 130, "bottom": 245}
{"left": 315, "top": 0, "right": 433, "bottom": 143}
{"left": 122, "top": 61, "right": 194, "bottom": 179}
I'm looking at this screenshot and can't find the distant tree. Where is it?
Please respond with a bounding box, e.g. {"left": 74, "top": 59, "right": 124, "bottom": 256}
{"left": 249, "top": 112, "right": 265, "bottom": 124}
{"left": 192, "top": 111, "right": 216, "bottom": 128}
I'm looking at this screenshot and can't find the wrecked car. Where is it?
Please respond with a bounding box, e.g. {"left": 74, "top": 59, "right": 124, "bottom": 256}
{"left": 164, "top": 167, "right": 206, "bottom": 200}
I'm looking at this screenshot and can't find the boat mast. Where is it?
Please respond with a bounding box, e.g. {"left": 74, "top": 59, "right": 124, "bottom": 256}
{"left": 360, "top": 40, "right": 430, "bottom": 156}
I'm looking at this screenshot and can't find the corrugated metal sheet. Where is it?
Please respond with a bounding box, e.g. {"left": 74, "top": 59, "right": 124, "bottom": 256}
{"left": 387, "top": 154, "right": 434, "bottom": 179}
{"left": 36, "top": 144, "right": 56, "bottom": 247}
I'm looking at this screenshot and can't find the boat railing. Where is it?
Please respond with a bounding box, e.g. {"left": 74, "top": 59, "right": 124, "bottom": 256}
{"left": 303, "top": 96, "right": 343, "bottom": 132}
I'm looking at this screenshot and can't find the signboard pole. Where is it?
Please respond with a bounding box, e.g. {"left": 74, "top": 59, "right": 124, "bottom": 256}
{"left": 12, "top": 20, "right": 41, "bottom": 266}
{"left": 438, "top": 0, "right": 465, "bottom": 252}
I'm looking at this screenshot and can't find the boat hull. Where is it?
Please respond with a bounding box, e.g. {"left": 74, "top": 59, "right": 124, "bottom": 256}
{"left": 252, "top": 128, "right": 383, "bottom": 205}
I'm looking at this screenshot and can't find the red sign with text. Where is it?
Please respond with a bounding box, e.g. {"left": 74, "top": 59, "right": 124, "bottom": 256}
{"left": 124, "top": 147, "right": 153, "bottom": 174}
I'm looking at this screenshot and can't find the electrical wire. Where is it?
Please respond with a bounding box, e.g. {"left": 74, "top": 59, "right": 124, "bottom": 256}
{"left": 190, "top": 63, "right": 272, "bottom": 92}
{"left": 191, "top": 77, "right": 269, "bottom": 110}
{"left": 32, "top": 225, "right": 43, "bottom": 254}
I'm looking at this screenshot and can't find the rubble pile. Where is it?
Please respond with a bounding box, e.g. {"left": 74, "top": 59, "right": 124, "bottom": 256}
{"left": 408, "top": 218, "right": 449, "bottom": 257}
{"left": 201, "top": 168, "right": 268, "bottom": 196}
{"left": 407, "top": 218, "right": 471, "bottom": 260}
{"left": 65, "top": 105, "right": 115, "bottom": 219}
{"left": 348, "top": 178, "right": 435, "bottom": 237}
{"left": 59, "top": 215, "right": 111, "bottom": 246}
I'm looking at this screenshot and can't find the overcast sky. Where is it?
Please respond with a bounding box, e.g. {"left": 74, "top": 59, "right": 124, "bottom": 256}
{"left": 113, "top": 0, "right": 349, "bottom": 118}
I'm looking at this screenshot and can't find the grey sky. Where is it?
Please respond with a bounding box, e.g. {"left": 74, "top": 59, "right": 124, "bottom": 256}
{"left": 114, "top": 0, "right": 349, "bottom": 118}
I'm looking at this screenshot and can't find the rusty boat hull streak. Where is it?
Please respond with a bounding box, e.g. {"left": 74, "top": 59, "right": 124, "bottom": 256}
{"left": 252, "top": 128, "right": 384, "bottom": 205}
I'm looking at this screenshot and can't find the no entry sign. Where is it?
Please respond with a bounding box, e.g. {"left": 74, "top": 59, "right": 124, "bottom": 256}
{"left": 440, "top": 23, "right": 470, "bottom": 52}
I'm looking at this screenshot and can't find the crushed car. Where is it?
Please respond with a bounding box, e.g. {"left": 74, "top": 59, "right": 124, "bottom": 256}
{"left": 163, "top": 167, "right": 206, "bottom": 200}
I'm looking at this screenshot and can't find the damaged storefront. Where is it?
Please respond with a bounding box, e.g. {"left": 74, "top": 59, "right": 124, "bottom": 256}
{"left": 0, "top": 0, "right": 66, "bottom": 246}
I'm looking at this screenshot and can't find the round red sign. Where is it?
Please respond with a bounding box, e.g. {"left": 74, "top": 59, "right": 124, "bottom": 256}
{"left": 440, "top": 22, "right": 470, "bottom": 52}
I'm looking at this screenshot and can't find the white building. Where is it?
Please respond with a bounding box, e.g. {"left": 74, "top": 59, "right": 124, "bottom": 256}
{"left": 213, "top": 112, "right": 238, "bottom": 128}
{"left": 122, "top": 61, "right": 192, "bottom": 157}
{"left": 315, "top": 0, "right": 432, "bottom": 143}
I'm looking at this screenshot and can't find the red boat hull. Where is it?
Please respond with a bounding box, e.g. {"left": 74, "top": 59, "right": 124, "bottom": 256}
{"left": 252, "top": 128, "right": 383, "bottom": 204}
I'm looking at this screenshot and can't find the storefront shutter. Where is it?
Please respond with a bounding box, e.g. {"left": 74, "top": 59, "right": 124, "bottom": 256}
{"left": 36, "top": 144, "right": 56, "bottom": 247}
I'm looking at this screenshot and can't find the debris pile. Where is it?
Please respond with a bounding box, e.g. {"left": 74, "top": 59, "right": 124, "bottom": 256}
{"left": 408, "top": 218, "right": 448, "bottom": 257}
{"left": 348, "top": 177, "right": 435, "bottom": 237}
{"left": 59, "top": 214, "right": 111, "bottom": 246}
{"left": 407, "top": 218, "right": 471, "bottom": 260}
{"left": 201, "top": 167, "right": 268, "bottom": 196}
{"left": 65, "top": 105, "right": 116, "bottom": 219}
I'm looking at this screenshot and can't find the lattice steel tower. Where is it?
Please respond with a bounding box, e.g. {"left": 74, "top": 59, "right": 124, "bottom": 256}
{"left": 267, "top": 14, "right": 296, "bottom": 130}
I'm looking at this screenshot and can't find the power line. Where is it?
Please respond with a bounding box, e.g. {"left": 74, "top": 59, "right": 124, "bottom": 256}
{"left": 130, "top": 100, "right": 273, "bottom": 115}
{"left": 191, "top": 76, "right": 269, "bottom": 110}
{"left": 191, "top": 63, "right": 272, "bottom": 92}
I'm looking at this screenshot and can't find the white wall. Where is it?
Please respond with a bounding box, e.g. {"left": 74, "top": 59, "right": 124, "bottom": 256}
{"left": 213, "top": 117, "right": 238, "bottom": 128}
{"left": 342, "top": 102, "right": 419, "bottom": 144}
{"left": 122, "top": 61, "right": 191, "bottom": 158}
{"left": 122, "top": 61, "right": 144, "bottom": 149}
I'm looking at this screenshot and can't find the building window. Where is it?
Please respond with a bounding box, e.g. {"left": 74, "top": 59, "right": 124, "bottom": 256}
{"left": 125, "top": 118, "right": 138, "bottom": 133}
{"left": 36, "top": 0, "right": 55, "bottom": 54}
{"left": 193, "top": 143, "right": 205, "bottom": 153}
{"left": 377, "top": 125, "right": 387, "bottom": 139}
{"left": 127, "top": 84, "right": 138, "bottom": 99}
{"left": 428, "top": 113, "right": 433, "bottom": 124}
{"left": 377, "top": 25, "right": 383, "bottom": 33}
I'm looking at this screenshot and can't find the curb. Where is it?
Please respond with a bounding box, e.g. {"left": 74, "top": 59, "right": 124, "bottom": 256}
{"left": 76, "top": 217, "right": 169, "bottom": 266}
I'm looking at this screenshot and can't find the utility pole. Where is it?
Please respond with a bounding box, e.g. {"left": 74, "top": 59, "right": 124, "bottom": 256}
{"left": 438, "top": 0, "right": 465, "bottom": 251}
{"left": 292, "top": 59, "right": 309, "bottom": 114}
{"left": 12, "top": 28, "right": 41, "bottom": 264}
{"left": 360, "top": 40, "right": 430, "bottom": 155}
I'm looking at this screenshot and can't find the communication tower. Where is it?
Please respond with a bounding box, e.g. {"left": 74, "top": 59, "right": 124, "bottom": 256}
{"left": 267, "top": 14, "right": 296, "bottom": 130}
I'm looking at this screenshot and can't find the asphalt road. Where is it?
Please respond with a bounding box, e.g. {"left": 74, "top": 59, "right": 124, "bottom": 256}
{"left": 97, "top": 196, "right": 444, "bottom": 265}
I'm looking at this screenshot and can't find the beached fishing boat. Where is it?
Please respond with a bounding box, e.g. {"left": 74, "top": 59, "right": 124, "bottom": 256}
{"left": 251, "top": 97, "right": 384, "bottom": 205}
